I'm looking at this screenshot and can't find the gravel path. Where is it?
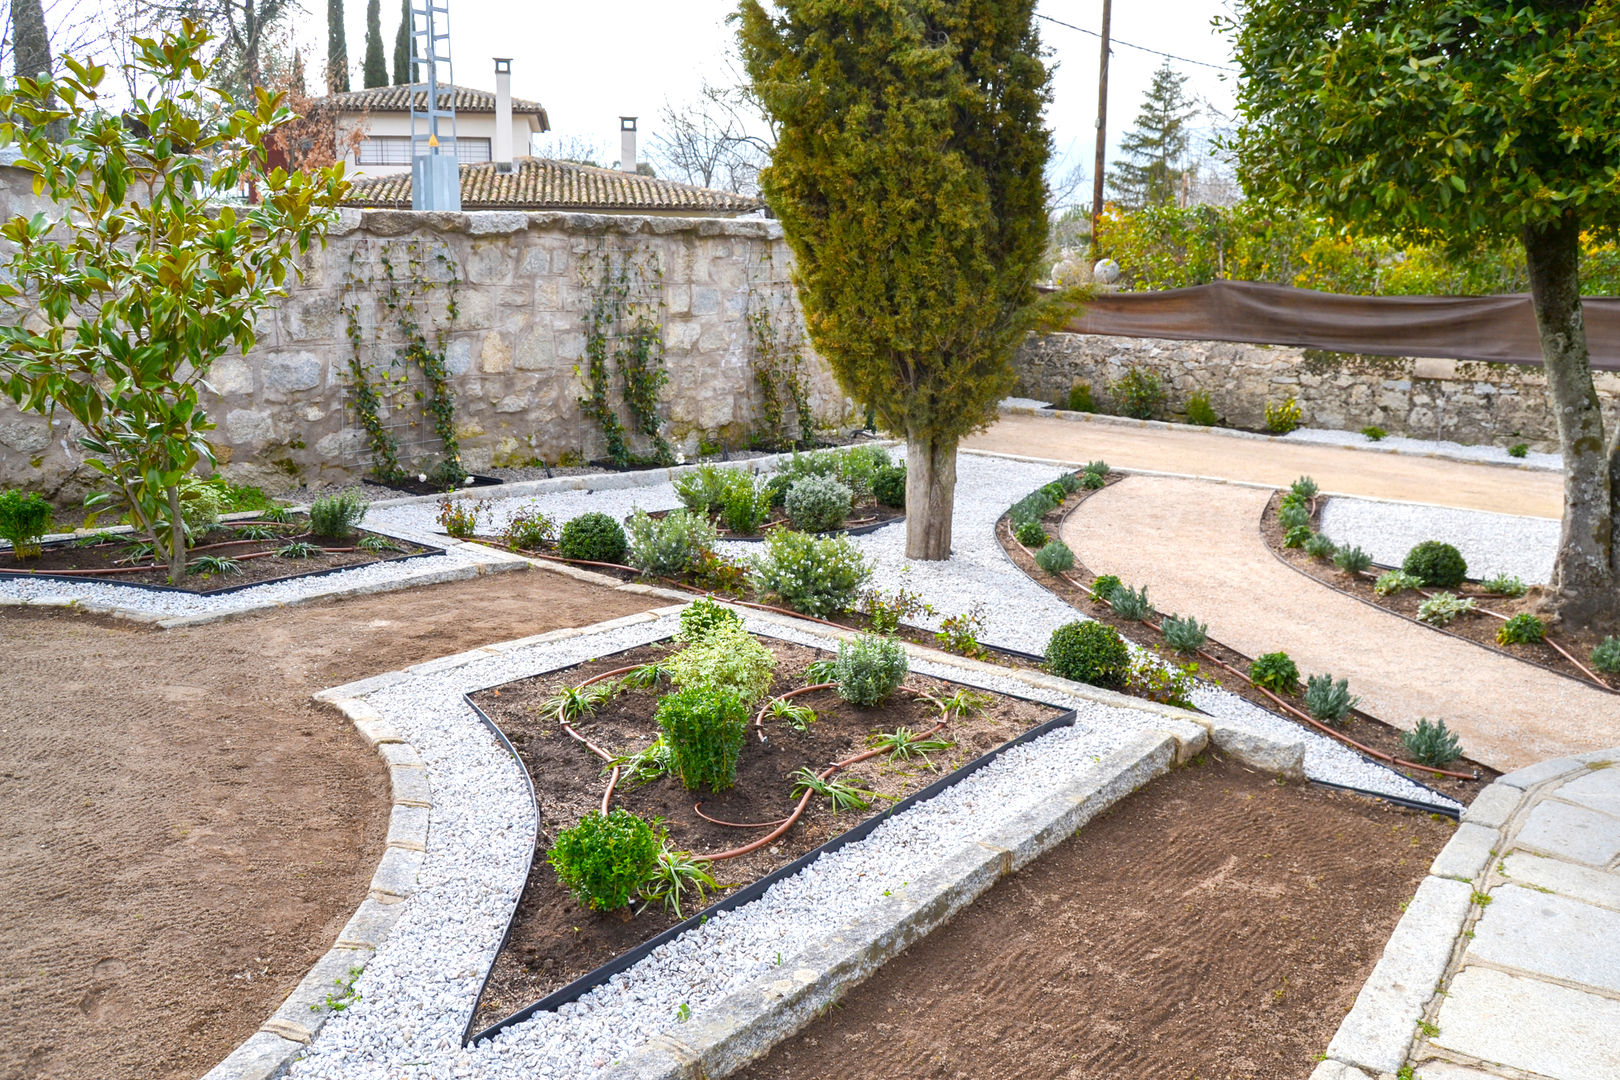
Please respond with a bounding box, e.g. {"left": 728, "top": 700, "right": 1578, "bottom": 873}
{"left": 1319, "top": 496, "right": 1559, "bottom": 584}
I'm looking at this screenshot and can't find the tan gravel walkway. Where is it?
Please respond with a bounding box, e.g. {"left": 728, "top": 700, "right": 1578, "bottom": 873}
{"left": 969, "top": 412, "right": 1562, "bottom": 518}
{"left": 1060, "top": 475, "right": 1620, "bottom": 771}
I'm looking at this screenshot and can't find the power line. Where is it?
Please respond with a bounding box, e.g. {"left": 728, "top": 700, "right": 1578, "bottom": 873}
{"left": 1036, "top": 12, "right": 1237, "bottom": 72}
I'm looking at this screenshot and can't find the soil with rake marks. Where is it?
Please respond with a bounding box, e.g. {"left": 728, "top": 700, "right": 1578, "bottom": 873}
{"left": 737, "top": 755, "right": 1453, "bottom": 1080}
{"left": 466, "top": 640, "right": 1057, "bottom": 1033}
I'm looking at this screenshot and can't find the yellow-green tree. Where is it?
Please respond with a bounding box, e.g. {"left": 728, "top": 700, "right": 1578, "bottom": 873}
{"left": 739, "top": 0, "right": 1070, "bottom": 559}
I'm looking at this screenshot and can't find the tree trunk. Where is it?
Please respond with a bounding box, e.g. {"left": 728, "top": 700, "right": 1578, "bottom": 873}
{"left": 167, "top": 484, "right": 186, "bottom": 585}
{"left": 10, "top": 0, "right": 51, "bottom": 82}
{"left": 904, "top": 436, "right": 957, "bottom": 560}
{"left": 1522, "top": 209, "right": 1619, "bottom": 629}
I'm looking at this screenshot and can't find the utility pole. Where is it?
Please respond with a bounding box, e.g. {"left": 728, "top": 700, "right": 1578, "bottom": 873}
{"left": 1089, "top": 0, "right": 1112, "bottom": 260}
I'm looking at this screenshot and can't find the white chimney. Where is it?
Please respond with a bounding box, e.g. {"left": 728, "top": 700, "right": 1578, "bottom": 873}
{"left": 620, "top": 117, "right": 637, "bottom": 173}
{"left": 494, "top": 58, "right": 513, "bottom": 172}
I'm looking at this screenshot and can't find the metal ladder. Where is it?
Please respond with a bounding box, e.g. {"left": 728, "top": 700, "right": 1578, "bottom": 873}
{"left": 409, "top": 0, "right": 460, "bottom": 210}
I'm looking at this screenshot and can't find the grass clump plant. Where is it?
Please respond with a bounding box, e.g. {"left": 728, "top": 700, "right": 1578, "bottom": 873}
{"left": 1015, "top": 519, "right": 1048, "bottom": 547}
{"left": 0, "top": 489, "right": 52, "bottom": 558}
{"left": 1162, "top": 614, "right": 1208, "bottom": 654}
{"left": 1184, "top": 390, "right": 1219, "bottom": 426}
{"left": 1109, "top": 583, "right": 1152, "bottom": 621}
{"left": 1045, "top": 620, "right": 1130, "bottom": 688}
{"left": 1496, "top": 613, "right": 1546, "bottom": 646}
{"left": 1401, "top": 718, "right": 1462, "bottom": 768}
{"left": 664, "top": 622, "right": 777, "bottom": 706}
{"left": 1035, "top": 540, "right": 1075, "bottom": 574}
{"left": 1303, "top": 533, "right": 1337, "bottom": 560}
{"left": 1481, "top": 573, "right": 1527, "bottom": 597}
{"left": 750, "top": 530, "right": 872, "bottom": 617}
{"left": 1590, "top": 636, "right": 1620, "bottom": 674}
{"left": 1417, "top": 592, "right": 1476, "bottom": 626}
{"left": 791, "top": 767, "right": 878, "bottom": 813}
{"left": 559, "top": 512, "right": 628, "bottom": 563}
{"left": 1334, "top": 545, "right": 1373, "bottom": 574}
{"left": 1250, "top": 651, "right": 1301, "bottom": 694}
{"left": 785, "top": 474, "right": 853, "bottom": 532}
{"left": 1362, "top": 425, "right": 1387, "bottom": 441}
{"left": 308, "top": 489, "right": 368, "bottom": 539}
{"left": 1403, "top": 540, "right": 1468, "bottom": 588}
{"left": 656, "top": 683, "right": 751, "bottom": 792}
{"left": 276, "top": 541, "right": 321, "bottom": 559}
{"left": 546, "top": 808, "right": 662, "bottom": 911}
{"left": 1375, "top": 569, "right": 1424, "bottom": 595}
{"left": 1304, "top": 673, "right": 1358, "bottom": 725}
{"left": 641, "top": 845, "right": 718, "bottom": 918}
{"left": 626, "top": 508, "right": 718, "bottom": 576}
{"left": 833, "top": 633, "right": 909, "bottom": 706}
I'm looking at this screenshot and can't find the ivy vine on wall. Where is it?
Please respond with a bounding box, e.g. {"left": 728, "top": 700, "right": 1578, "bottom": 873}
{"left": 577, "top": 247, "right": 673, "bottom": 467}
{"left": 746, "top": 247, "right": 815, "bottom": 449}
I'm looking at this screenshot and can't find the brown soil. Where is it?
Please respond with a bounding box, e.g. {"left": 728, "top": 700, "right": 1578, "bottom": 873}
{"left": 1000, "top": 480, "right": 1497, "bottom": 803}
{"left": 736, "top": 755, "right": 1455, "bottom": 1080}
{"left": 467, "top": 642, "right": 1057, "bottom": 1033}
{"left": 1259, "top": 491, "right": 1620, "bottom": 694}
{"left": 0, "top": 568, "right": 661, "bottom": 1080}
{"left": 646, "top": 500, "right": 905, "bottom": 541}
{"left": 1, "top": 518, "right": 431, "bottom": 593}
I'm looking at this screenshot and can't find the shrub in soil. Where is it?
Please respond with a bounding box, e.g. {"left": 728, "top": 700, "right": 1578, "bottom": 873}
{"left": 1374, "top": 569, "right": 1424, "bottom": 595}
{"left": 1014, "top": 519, "right": 1049, "bottom": 547}
{"left": 436, "top": 496, "right": 482, "bottom": 539}
{"left": 1080, "top": 470, "right": 1106, "bottom": 490}
{"left": 872, "top": 464, "right": 907, "bottom": 508}
{"left": 546, "top": 808, "right": 663, "bottom": 911}
{"left": 785, "top": 474, "right": 854, "bottom": 532}
{"left": 665, "top": 622, "right": 777, "bottom": 705}
{"left": 677, "top": 596, "right": 742, "bottom": 644}
{"left": 1083, "top": 460, "right": 1111, "bottom": 478}
{"left": 1161, "top": 614, "right": 1208, "bottom": 654}
{"left": 1266, "top": 397, "right": 1304, "bottom": 434}
{"left": 1496, "top": 612, "right": 1546, "bottom": 646}
{"left": 674, "top": 464, "right": 741, "bottom": 514}
{"left": 1056, "top": 471, "right": 1084, "bottom": 494}
{"left": 764, "top": 472, "right": 794, "bottom": 508}
{"left": 722, "top": 478, "right": 774, "bottom": 535}
{"left": 1046, "top": 620, "right": 1131, "bottom": 688}
{"left": 1304, "top": 673, "right": 1358, "bottom": 725}
{"left": 0, "top": 489, "right": 53, "bottom": 558}
{"left": 1417, "top": 592, "right": 1476, "bottom": 626}
{"left": 1402, "top": 717, "right": 1462, "bottom": 768}
{"left": 500, "top": 504, "right": 557, "bottom": 550}
{"left": 656, "top": 684, "right": 751, "bottom": 792}
{"left": 933, "top": 606, "right": 989, "bottom": 659}
{"left": 1303, "top": 533, "right": 1337, "bottom": 561}
{"left": 837, "top": 444, "right": 892, "bottom": 500}
{"left": 749, "top": 530, "right": 872, "bottom": 617}
{"left": 1125, "top": 655, "right": 1197, "bottom": 709}
{"left": 1109, "top": 366, "right": 1164, "bottom": 419}
{"left": 1110, "top": 583, "right": 1152, "bottom": 621}
{"left": 1290, "top": 476, "right": 1319, "bottom": 499}
{"left": 1508, "top": 442, "right": 1529, "bottom": 458}
{"left": 1250, "top": 651, "right": 1301, "bottom": 694}
{"left": 626, "top": 508, "right": 718, "bottom": 576}
{"left": 1362, "top": 425, "right": 1387, "bottom": 441}
{"left": 1592, "top": 636, "right": 1620, "bottom": 675}
{"left": 1334, "top": 545, "right": 1373, "bottom": 574}
{"left": 855, "top": 586, "right": 934, "bottom": 634}
{"left": 1090, "top": 573, "right": 1122, "bottom": 603}
{"left": 1066, "top": 382, "right": 1097, "bottom": 412}
{"left": 1481, "top": 573, "right": 1527, "bottom": 598}
{"left": 1035, "top": 540, "right": 1076, "bottom": 574}
{"left": 1184, "top": 391, "right": 1219, "bottom": 426}
{"left": 1283, "top": 525, "right": 1313, "bottom": 548}
{"left": 833, "top": 633, "right": 909, "bottom": 706}
{"left": 1278, "top": 502, "right": 1311, "bottom": 530}
{"left": 1403, "top": 540, "right": 1468, "bottom": 587}
{"left": 1009, "top": 488, "right": 1059, "bottom": 526}
{"left": 308, "top": 489, "right": 368, "bottom": 539}
{"left": 559, "top": 512, "right": 628, "bottom": 563}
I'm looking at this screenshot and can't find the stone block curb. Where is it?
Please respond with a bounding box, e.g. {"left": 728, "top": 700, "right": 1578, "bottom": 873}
{"left": 1497, "top": 756, "right": 1585, "bottom": 790}
{"left": 1429, "top": 823, "right": 1499, "bottom": 883}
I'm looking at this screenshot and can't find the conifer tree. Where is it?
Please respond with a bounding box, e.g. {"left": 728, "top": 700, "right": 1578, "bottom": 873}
{"left": 362, "top": 0, "right": 387, "bottom": 88}
{"left": 393, "top": 0, "right": 411, "bottom": 84}
{"left": 1108, "top": 61, "right": 1198, "bottom": 209}
{"left": 9, "top": 0, "right": 52, "bottom": 81}
{"left": 326, "top": 0, "right": 349, "bottom": 92}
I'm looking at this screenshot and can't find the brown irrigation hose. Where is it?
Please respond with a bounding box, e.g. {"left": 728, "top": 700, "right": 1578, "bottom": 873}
{"left": 693, "top": 806, "right": 792, "bottom": 829}
{"left": 753, "top": 683, "right": 835, "bottom": 741}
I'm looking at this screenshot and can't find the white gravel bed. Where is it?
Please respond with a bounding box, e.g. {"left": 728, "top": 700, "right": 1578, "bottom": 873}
{"left": 1282, "top": 426, "right": 1562, "bottom": 471}
{"left": 1319, "top": 495, "right": 1558, "bottom": 585}
{"left": 289, "top": 609, "right": 1156, "bottom": 1080}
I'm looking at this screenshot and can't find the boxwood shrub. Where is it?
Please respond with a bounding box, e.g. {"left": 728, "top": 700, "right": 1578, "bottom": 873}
{"left": 1402, "top": 540, "right": 1467, "bottom": 588}
{"left": 558, "top": 511, "right": 628, "bottom": 563}
{"left": 1045, "top": 620, "right": 1130, "bottom": 688}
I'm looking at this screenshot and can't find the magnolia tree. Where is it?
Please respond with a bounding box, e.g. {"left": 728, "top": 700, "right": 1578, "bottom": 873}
{"left": 739, "top": 0, "right": 1076, "bottom": 560}
{"left": 0, "top": 20, "right": 347, "bottom": 581}
{"left": 1224, "top": 1, "right": 1620, "bottom": 629}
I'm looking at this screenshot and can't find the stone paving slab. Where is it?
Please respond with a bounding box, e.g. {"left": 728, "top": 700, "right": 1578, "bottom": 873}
{"left": 1513, "top": 798, "right": 1620, "bottom": 866}
{"left": 1468, "top": 884, "right": 1620, "bottom": 994}
{"left": 1431, "top": 966, "right": 1620, "bottom": 1080}
{"left": 1500, "top": 850, "right": 1620, "bottom": 910}
{"left": 1556, "top": 764, "right": 1620, "bottom": 817}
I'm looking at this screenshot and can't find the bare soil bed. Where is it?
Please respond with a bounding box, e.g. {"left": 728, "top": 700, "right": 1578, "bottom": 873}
{"left": 0, "top": 516, "right": 432, "bottom": 593}
{"left": 466, "top": 640, "right": 1057, "bottom": 1032}
{"left": 0, "top": 568, "right": 661, "bottom": 1080}
{"left": 736, "top": 755, "right": 1454, "bottom": 1080}
{"left": 1000, "top": 478, "right": 1497, "bottom": 804}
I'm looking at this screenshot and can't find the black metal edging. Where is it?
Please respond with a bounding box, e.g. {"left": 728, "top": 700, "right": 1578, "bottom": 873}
{"left": 463, "top": 700, "right": 1080, "bottom": 1047}
{"left": 1307, "top": 777, "right": 1462, "bottom": 820}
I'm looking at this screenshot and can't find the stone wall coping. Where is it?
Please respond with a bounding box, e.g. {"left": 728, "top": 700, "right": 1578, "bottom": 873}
{"left": 339, "top": 207, "right": 784, "bottom": 240}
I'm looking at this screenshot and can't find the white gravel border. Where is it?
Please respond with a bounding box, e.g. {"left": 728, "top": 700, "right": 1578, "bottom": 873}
{"left": 1318, "top": 494, "right": 1559, "bottom": 585}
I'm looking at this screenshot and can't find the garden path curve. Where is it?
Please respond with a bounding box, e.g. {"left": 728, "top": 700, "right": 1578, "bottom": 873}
{"left": 1059, "top": 474, "right": 1620, "bottom": 772}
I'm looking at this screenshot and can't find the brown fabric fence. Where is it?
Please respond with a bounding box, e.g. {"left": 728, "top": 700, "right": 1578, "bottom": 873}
{"left": 1063, "top": 279, "right": 1620, "bottom": 371}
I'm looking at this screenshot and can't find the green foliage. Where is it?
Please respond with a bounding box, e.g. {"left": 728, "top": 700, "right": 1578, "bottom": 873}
{"left": 1008, "top": 486, "right": 1059, "bottom": 528}
{"left": 1334, "top": 545, "right": 1373, "bottom": 574}
{"left": 625, "top": 508, "right": 718, "bottom": 576}
{"left": 1184, "top": 391, "right": 1219, "bottom": 427}
{"left": 542, "top": 681, "right": 616, "bottom": 725}
{"left": 1374, "top": 569, "right": 1424, "bottom": 596}
{"left": 358, "top": 534, "right": 403, "bottom": 554}
{"left": 308, "top": 489, "right": 369, "bottom": 539}
{"left": 749, "top": 530, "right": 872, "bottom": 617}
{"left": 1034, "top": 540, "right": 1075, "bottom": 575}
{"left": 327, "top": 0, "right": 349, "bottom": 92}
{"left": 1282, "top": 525, "right": 1313, "bottom": 548}
{"left": 0, "top": 489, "right": 52, "bottom": 558}
{"left": 1080, "top": 469, "right": 1106, "bottom": 490}
{"left": 747, "top": 286, "right": 816, "bottom": 448}
{"left": 656, "top": 683, "right": 751, "bottom": 792}
{"left": 1362, "top": 426, "right": 1388, "bottom": 442}
{"left": 868, "top": 726, "right": 954, "bottom": 762}
{"left": 1590, "top": 636, "right": 1620, "bottom": 675}
{"left": 1108, "top": 367, "right": 1164, "bottom": 420}
{"left": 1418, "top": 592, "right": 1476, "bottom": 627}
{"left": 1109, "top": 60, "right": 1198, "bottom": 209}
{"left": 804, "top": 658, "right": 838, "bottom": 685}
{"left": 217, "top": 481, "right": 278, "bottom": 514}
{"left": 393, "top": 0, "right": 410, "bottom": 84}
{"left": 188, "top": 553, "right": 242, "bottom": 577}
{"left": 1090, "top": 573, "right": 1122, "bottom": 603}
{"left": 362, "top": 0, "right": 387, "bottom": 87}
{"left": 1481, "top": 574, "right": 1528, "bottom": 598}
{"left": 1045, "top": 620, "right": 1131, "bottom": 688}
{"left": 1125, "top": 655, "right": 1198, "bottom": 710}
{"left": 1265, "top": 398, "right": 1303, "bottom": 434}
{"left": 1497, "top": 613, "right": 1546, "bottom": 646}
{"left": 722, "top": 477, "right": 774, "bottom": 535}
{"left": 664, "top": 622, "right": 777, "bottom": 706}
{"left": 1278, "top": 502, "right": 1311, "bottom": 530}
{"left": 791, "top": 767, "right": 878, "bottom": 813}
{"left": 855, "top": 586, "right": 934, "bottom": 635}
{"left": 1303, "top": 533, "right": 1337, "bottom": 560}
{"left": 784, "top": 474, "right": 853, "bottom": 532}
{"left": 766, "top": 696, "right": 817, "bottom": 732}
{"left": 1508, "top": 443, "right": 1530, "bottom": 459}
{"left": 1066, "top": 383, "right": 1098, "bottom": 412}
{"left": 559, "top": 512, "right": 628, "bottom": 563}
{"left": 1161, "top": 614, "right": 1208, "bottom": 655}
{"left": 933, "top": 606, "right": 988, "bottom": 659}
{"left": 1014, "top": 520, "right": 1048, "bottom": 547}
{"left": 677, "top": 596, "right": 742, "bottom": 644}
{"left": 674, "top": 464, "right": 747, "bottom": 514}
{"left": 500, "top": 505, "right": 557, "bottom": 551}
{"left": 640, "top": 845, "right": 718, "bottom": 919}
{"left": 578, "top": 250, "right": 672, "bottom": 468}
{"left": 1290, "top": 476, "right": 1319, "bottom": 500}
{"left": 1403, "top": 541, "right": 1468, "bottom": 588}
{"left": 546, "top": 808, "right": 663, "bottom": 911}
{"left": 1401, "top": 718, "right": 1462, "bottom": 769}
{"left": 1110, "top": 583, "right": 1152, "bottom": 621}
{"left": 872, "top": 464, "right": 907, "bottom": 509}
{"left": 277, "top": 541, "right": 322, "bottom": 559}
{"left": 833, "top": 633, "right": 909, "bottom": 707}
{"left": 0, "top": 24, "right": 345, "bottom": 583}
{"left": 1304, "top": 673, "right": 1358, "bottom": 725}
{"left": 1249, "top": 651, "right": 1301, "bottom": 695}
{"left": 435, "top": 497, "right": 481, "bottom": 540}
{"left": 836, "top": 444, "right": 892, "bottom": 500}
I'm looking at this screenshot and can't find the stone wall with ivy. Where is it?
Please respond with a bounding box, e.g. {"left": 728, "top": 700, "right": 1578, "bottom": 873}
{"left": 0, "top": 204, "right": 853, "bottom": 497}
{"left": 1015, "top": 332, "right": 1620, "bottom": 452}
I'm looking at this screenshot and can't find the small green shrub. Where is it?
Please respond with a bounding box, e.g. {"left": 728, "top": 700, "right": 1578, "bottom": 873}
{"left": 656, "top": 683, "right": 751, "bottom": 792}
{"left": 1110, "top": 583, "right": 1152, "bottom": 621}
{"left": 1045, "top": 620, "right": 1131, "bottom": 687}
{"left": 1161, "top": 614, "right": 1208, "bottom": 654}
{"left": 749, "top": 530, "right": 872, "bottom": 616}
{"left": 1278, "top": 502, "right": 1311, "bottom": 530}
{"left": 500, "top": 504, "right": 557, "bottom": 550}
{"left": 764, "top": 472, "right": 793, "bottom": 508}
{"left": 665, "top": 622, "right": 777, "bottom": 705}
{"left": 1090, "top": 573, "right": 1122, "bottom": 602}
{"left": 1283, "top": 524, "right": 1313, "bottom": 548}
{"left": 1334, "top": 545, "right": 1373, "bottom": 574}
{"left": 1250, "top": 651, "right": 1301, "bottom": 694}
{"left": 1066, "top": 382, "right": 1098, "bottom": 412}
{"left": 1056, "top": 472, "right": 1083, "bottom": 494}
{"left": 837, "top": 444, "right": 891, "bottom": 500}
{"left": 1035, "top": 540, "right": 1075, "bottom": 574}
{"left": 1417, "top": 592, "right": 1476, "bottom": 626}
{"left": 0, "top": 489, "right": 53, "bottom": 558}
{"left": 934, "top": 606, "right": 988, "bottom": 659}
{"left": 1014, "top": 520, "right": 1048, "bottom": 547}
{"left": 1481, "top": 573, "right": 1527, "bottom": 597}
{"left": 872, "top": 464, "right": 907, "bottom": 508}
{"left": 1304, "top": 673, "right": 1358, "bottom": 725}
{"left": 721, "top": 477, "right": 773, "bottom": 535}
{"left": 1083, "top": 460, "right": 1111, "bottom": 478}
{"left": 833, "top": 633, "right": 909, "bottom": 706}
{"left": 436, "top": 496, "right": 481, "bottom": 539}
{"left": 1109, "top": 366, "right": 1164, "bottom": 419}
{"left": 174, "top": 477, "right": 228, "bottom": 535}
{"left": 1362, "top": 425, "right": 1388, "bottom": 441}
{"left": 1496, "top": 613, "right": 1546, "bottom": 646}
{"left": 785, "top": 474, "right": 853, "bottom": 532}
{"left": 547, "top": 808, "right": 662, "bottom": 911}
{"left": 855, "top": 586, "right": 934, "bottom": 634}
{"left": 674, "top": 464, "right": 741, "bottom": 514}
{"left": 1125, "top": 655, "right": 1198, "bottom": 709}
{"left": 677, "top": 596, "right": 742, "bottom": 643}
{"left": 1266, "top": 397, "right": 1304, "bottom": 434}
{"left": 308, "top": 489, "right": 369, "bottom": 539}
{"left": 1402, "top": 718, "right": 1462, "bottom": 767}
{"left": 1403, "top": 541, "right": 1467, "bottom": 587}
{"left": 1590, "top": 636, "right": 1620, "bottom": 674}
{"left": 1508, "top": 443, "right": 1529, "bottom": 458}
{"left": 1080, "top": 470, "right": 1106, "bottom": 490}
{"left": 1374, "top": 569, "right": 1424, "bottom": 595}
{"left": 276, "top": 540, "right": 321, "bottom": 559}
{"left": 1290, "top": 476, "right": 1319, "bottom": 499}
{"left": 559, "top": 512, "right": 628, "bottom": 563}
{"left": 626, "top": 508, "right": 718, "bottom": 576}
{"left": 1184, "top": 391, "right": 1218, "bottom": 426}
{"left": 1009, "top": 488, "right": 1059, "bottom": 526}
{"left": 1303, "top": 533, "right": 1338, "bottom": 561}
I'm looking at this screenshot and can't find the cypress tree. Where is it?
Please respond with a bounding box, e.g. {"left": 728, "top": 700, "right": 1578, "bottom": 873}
{"left": 9, "top": 0, "right": 52, "bottom": 81}
{"left": 1108, "top": 61, "right": 1198, "bottom": 210}
{"left": 393, "top": 0, "right": 412, "bottom": 84}
{"left": 362, "top": 0, "right": 388, "bottom": 89}
{"left": 326, "top": 0, "right": 350, "bottom": 93}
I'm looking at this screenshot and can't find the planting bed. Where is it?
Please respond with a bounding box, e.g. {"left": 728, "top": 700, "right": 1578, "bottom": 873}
{"left": 645, "top": 500, "right": 904, "bottom": 540}
{"left": 1262, "top": 492, "right": 1619, "bottom": 695}
{"left": 737, "top": 753, "right": 1454, "bottom": 1080}
{"left": 373, "top": 472, "right": 506, "bottom": 498}
{"left": 465, "top": 636, "right": 1057, "bottom": 1034}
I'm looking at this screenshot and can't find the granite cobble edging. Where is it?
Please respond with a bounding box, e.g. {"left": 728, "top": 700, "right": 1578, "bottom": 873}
{"left": 1312, "top": 747, "right": 1620, "bottom": 1080}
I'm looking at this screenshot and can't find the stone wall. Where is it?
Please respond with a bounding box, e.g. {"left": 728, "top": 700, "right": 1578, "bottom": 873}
{"left": 1015, "top": 333, "right": 1620, "bottom": 452}
{"left": 0, "top": 184, "right": 852, "bottom": 498}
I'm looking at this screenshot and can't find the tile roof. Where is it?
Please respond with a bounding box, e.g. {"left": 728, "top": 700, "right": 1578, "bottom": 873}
{"left": 323, "top": 83, "right": 548, "bottom": 122}
{"left": 342, "top": 157, "right": 765, "bottom": 215}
